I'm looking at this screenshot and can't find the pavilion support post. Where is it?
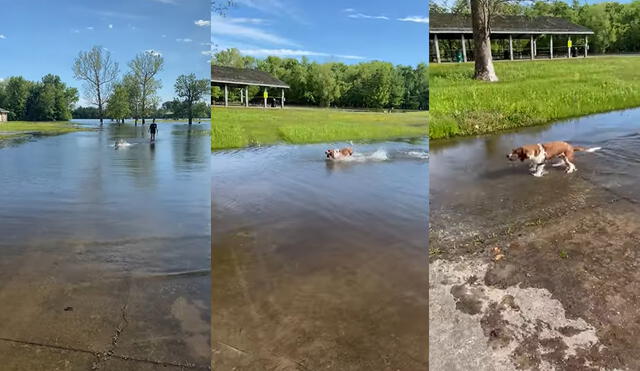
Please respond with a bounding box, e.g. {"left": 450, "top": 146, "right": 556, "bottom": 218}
{"left": 434, "top": 35, "right": 441, "bottom": 63}
{"left": 534, "top": 38, "right": 537, "bottom": 57}
{"left": 585, "top": 36, "right": 588, "bottom": 58}
{"left": 264, "top": 88, "right": 268, "bottom": 108}
{"left": 568, "top": 36, "right": 571, "bottom": 58}
{"left": 530, "top": 35, "right": 534, "bottom": 60}
{"left": 240, "top": 88, "right": 244, "bottom": 104}
{"left": 224, "top": 84, "right": 228, "bottom": 107}
{"left": 509, "top": 34, "right": 514, "bottom": 61}
{"left": 550, "top": 35, "right": 554, "bottom": 59}
{"left": 461, "top": 34, "right": 467, "bottom": 62}
{"left": 245, "top": 86, "right": 249, "bottom": 107}
{"left": 281, "top": 89, "right": 284, "bottom": 109}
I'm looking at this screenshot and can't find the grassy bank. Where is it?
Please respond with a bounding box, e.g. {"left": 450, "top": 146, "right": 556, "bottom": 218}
{"left": 0, "top": 121, "right": 87, "bottom": 141}
{"left": 430, "top": 56, "right": 640, "bottom": 140}
{"left": 212, "top": 107, "right": 428, "bottom": 149}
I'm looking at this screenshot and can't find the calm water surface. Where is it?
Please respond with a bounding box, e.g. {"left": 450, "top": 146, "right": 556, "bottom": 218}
{"left": 211, "top": 139, "right": 429, "bottom": 368}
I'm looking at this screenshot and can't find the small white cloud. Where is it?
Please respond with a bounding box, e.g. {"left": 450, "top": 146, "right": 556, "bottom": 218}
{"left": 342, "top": 8, "right": 355, "bottom": 12}
{"left": 0, "top": 34, "right": 5, "bottom": 39}
{"left": 239, "top": 48, "right": 365, "bottom": 60}
{"left": 72, "top": 29, "right": 80, "bottom": 33}
{"left": 176, "top": 38, "right": 193, "bottom": 43}
{"left": 212, "top": 15, "right": 298, "bottom": 47}
{"left": 226, "top": 17, "right": 267, "bottom": 25}
{"left": 86, "top": 26, "right": 94, "bottom": 30}
{"left": 195, "top": 19, "right": 210, "bottom": 27}
{"left": 152, "top": 0, "right": 177, "bottom": 4}
{"left": 201, "top": 50, "right": 214, "bottom": 56}
{"left": 348, "top": 13, "right": 389, "bottom": 20}
{"left": 145, "top": 49, "right": 162, "bottom": 57}
{"left": 201, "top": 42, "right": 212, "bottom": 46}
{"left": 397, "top": 16, "right": 429, "bottom": 24}
{"left": 108, "top": 24, "right": 114, "bottom": 29}
{"left": 161, "top": 34, "right": 167, "bottom": 38}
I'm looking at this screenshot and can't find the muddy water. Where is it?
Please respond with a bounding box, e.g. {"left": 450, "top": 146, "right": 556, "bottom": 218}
{"left": 0, "top": 120, "right": 211, "bottom": 369}
{"left": 212, "top": 140, "right": 429, "bottom": 369}
{"left": 429, "top": 109, "right": 640, "bottom": 370}
{"left": 430, "top": 109, "right": 640, "bottom": 242}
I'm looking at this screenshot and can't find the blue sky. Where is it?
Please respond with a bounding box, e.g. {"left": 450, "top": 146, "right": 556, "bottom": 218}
{"left": 212, "top": 0, "right": 428, "bottom": 66}
{"left": 0, "top": 0, "right": 210, "bottom": 105}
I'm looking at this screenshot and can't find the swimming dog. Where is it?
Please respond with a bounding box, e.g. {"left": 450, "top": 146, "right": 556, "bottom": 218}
{"left": 325, "top": 147, "right": 354, "bottom": 160}
{"left": 507, "top": 141, "right": 601, "bottom": 177}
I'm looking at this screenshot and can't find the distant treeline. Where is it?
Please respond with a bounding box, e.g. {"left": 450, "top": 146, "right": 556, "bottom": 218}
{"left": 431, "top": 0, "right": 640, "bottom": 54}
{"left": 212, "top": 48, "right": 429, "bottom": 110}
{"left": 73, "top": 100, "right": 211, "bottom": 120}
{"left": 0, "top": 75, "right": 78, "bottom": 121}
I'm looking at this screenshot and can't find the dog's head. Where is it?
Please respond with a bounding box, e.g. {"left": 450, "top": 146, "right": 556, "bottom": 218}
{"left": 507, "top": 147, "right": 526, "bottom": 162}
{"left": 325, "top": 149, "right": 337, "bottom": 159}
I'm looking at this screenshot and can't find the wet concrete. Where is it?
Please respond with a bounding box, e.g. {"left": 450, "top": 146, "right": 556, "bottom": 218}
{"left": 0, "top": 121, "right": 211, "bottom": 370}
{"left": 212, "top": 140, "right": 429, "bottom": 370}
{"left": 430, "top": 109, "right": 640, "bottom": 370}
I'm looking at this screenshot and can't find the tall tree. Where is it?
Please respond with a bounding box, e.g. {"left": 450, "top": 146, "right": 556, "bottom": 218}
{"left": 122, "top": 74, "right": 142, "bottom": 124}
{"left": 128, "top": 51, "right": 164, "bottom": 125}
{"left": 471, "top": 0, "right": 499, "bottom": 81}
{"left": 72, "top": 46, "right": 119, "bottom": 125}
{"left": 106, "top": 83, "right": 130, "bottom": 124}
{"left": 175, "top": 74, "right": 210, "bottom": 124}
{"left": 4, "top": 77, "right": 32, "bottom": 120}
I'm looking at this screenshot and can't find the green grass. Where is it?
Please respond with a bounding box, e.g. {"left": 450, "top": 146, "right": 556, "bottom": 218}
{"left": 0, "top": 121, "right": 87, "bottom": 141}
{"left": 430, "top": 56, "right": 640, "bottom": 140}
{"left": 211, "top": 107, "right": 428, "bottom": 149}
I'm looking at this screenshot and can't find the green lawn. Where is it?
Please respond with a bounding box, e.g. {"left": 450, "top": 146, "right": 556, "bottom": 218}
{"left": 211, "top": 107, "right": 428, "bottom": 149}
{"left": 0, "top": 121, "right": 87, "bottom": 141}
{"left": 430, "top": 56, "right": 640, "bottom": 140}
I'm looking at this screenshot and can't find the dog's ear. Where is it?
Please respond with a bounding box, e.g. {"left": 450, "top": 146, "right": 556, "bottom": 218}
{"left": 517, "top": 148, "right": 526, "bottom": 162}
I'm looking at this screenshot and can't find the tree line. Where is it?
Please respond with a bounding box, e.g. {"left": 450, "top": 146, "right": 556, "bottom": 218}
{"left": 212, "top": 48, "right": 429, "bottom": 110}
{"left": 431, "top": 0, "right": 640, "bottom": 55}
{"left": 0, "top": 75, "right": 78, "bottom": 121}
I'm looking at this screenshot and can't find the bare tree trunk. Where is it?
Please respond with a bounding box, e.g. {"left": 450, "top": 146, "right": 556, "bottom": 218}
{"left": 471, "top": 0, "right": 498, "bottom": 82}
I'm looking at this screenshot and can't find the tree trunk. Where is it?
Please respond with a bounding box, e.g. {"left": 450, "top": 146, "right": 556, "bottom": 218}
{"left": 188, "top": 102, "right": 193, "bottom": 125}
{"left": 471, "top": 0, "right": 499, "bottom": 82}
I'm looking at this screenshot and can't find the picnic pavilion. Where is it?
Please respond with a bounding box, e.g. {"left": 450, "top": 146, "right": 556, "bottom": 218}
{"left": 211, "top": 65, "right": 290, "bottom": 108}
{"left": 429, "top": 14, "right": 594, "bottom": 63}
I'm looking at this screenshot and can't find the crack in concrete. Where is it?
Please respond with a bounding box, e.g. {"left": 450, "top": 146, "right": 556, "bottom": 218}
{"left": 91, "top": 304, "right": 129, "bottom": 370}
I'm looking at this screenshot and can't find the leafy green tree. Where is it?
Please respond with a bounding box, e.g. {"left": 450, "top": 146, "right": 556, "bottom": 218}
{"left": 128, "top": 51, "right": 164, "bottom": 124}
{"left": 106, "top": 83, "right": 130, "bottom": 123}
{"left": 175, "top": 74, "right": 210, "bottom": 124}
{"left": 4, "top": 77, "right": 32, "bottom": 120}
{"left": 122, "top": 74, "right": 142, "bottom": 124}
{"left": 72, "top": 46, "right": 119, "bottom": 125}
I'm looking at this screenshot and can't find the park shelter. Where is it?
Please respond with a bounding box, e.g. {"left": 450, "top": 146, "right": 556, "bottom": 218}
{"left": 0, "top": 108, "right": 9, "bottom": 122}
{"left": 429, "top": 14, "right": 594, "bottom": 63}
{"left": 211, "top": 65, "right": 290, "bottom": 108}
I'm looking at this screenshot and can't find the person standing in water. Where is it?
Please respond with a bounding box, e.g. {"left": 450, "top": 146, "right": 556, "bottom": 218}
{"left": 149, "top": 119, "right": 158, "bottom": 141}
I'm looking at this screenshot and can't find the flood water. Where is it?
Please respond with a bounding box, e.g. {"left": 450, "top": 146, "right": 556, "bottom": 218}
{"left": 0, "top": 120, "right": 211, "bottom": 368}
{"left": 430, "top": 108, "right": 640, "bottom": 241}
{"left": 212, "top": 140, "right": 429, "bottom": 369}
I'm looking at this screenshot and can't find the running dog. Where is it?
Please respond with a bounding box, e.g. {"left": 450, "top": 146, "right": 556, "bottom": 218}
{"left": 325, "top": 147, "right": 354, "bottom": 160}
{"left": 507, "top": 141, "right": 601, "bottom": 177}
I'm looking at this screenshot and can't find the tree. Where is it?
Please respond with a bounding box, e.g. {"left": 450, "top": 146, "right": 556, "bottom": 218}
{"left": 122, "top": 74, "right": 142, "bottom": 124}
{"left": 128, "top": 51, "right": 164, "bottom": 124}
{"left": 72, "top": 46, "right": 119, "bottom": 125}
{"left": 471, "top": 0, "right": 499, "bottom": 81}
{"left": 4, "top": 77, "right": 32, "bottom": 120}
{"left": 175, "top": 74, "right": 209, "bottom": 124}
{"left": 106, "top": 83, "right": 130, "bottom": 124}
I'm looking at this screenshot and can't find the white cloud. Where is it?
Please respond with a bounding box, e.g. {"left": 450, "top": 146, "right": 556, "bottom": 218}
{"left": 212, "top": 15, "right": 298, "bottom": 47}
{"left": 161, "top": 34, "right": 167, "bottom": 38}
{"left": 226, "top": 17, "right": 267, "bottom": 25}
{"left": 195, "top": 19, "right": 210, "bottom": 27}
{"left": 176, "top": 38, "right": 193, "bottom": 42}
{"left": 152, "top": 0, "right": 177, "bottom": 4}
{"left": 342, "top": 8, "right": 355, "bottom": 12}
{"left": 201, "top": 42, "right": 213, "bottom": 46}
{"left": 72, "top": 29, "right": 80, "bottom": 33}
{"left": 108, "top": 24, "right": 114, "bottom": 29}
{"left": 348, "top": 13, "right": 389, "bottom": 20}
{"left": 233, "top": 0, "right": 306, "bottom": 23}
{"left": 397, "top": 16, "right": 429, "bottom": 24}
{"left": 145, "top": 49, "right": 162, "bottom": 57}
{"left": 201, "top": 50, "right": 214, "bottom": 56}
{"left": 0, "top": 34, "right": 5, "bottom": 39}
{"left": 86, "top": 26, "right": 95, "bottom": 30}
{"left": 239, "top": 48, "right": 365, "bottom": 60}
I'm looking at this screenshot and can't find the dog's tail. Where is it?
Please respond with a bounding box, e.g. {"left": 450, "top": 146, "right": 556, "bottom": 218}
{"left": 574, "top": 146, "right": 601, "bottom": 153}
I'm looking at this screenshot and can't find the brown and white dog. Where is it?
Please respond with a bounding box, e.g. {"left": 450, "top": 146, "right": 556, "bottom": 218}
{"left": 325, "top": 147, "right": 354, "bottom": 160}
{"left": 507, "top": 141, "right": 601, "bottom": 177}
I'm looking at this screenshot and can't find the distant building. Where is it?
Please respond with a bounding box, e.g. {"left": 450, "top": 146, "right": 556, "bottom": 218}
{"left": 0, "top": 108, "right": 9, "bottom": 122}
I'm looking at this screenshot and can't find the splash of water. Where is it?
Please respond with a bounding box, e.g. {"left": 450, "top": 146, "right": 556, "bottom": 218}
{"left": 338, "top": 149, "right": 388, "bottom": 162}
{"left": 406, "top": 151, "right": 429, "bottom": 160}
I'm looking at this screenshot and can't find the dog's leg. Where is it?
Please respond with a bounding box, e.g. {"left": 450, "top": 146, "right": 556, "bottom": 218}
{"left": 565, "top": 159, "right": 577, "bottom": 173}
{"left": 533, "top": 162, "right": 546, "bottom": 177}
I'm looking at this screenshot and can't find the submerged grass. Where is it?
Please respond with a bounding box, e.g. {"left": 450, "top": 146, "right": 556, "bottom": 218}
{"left": 211, "top": 107, "right": 428, "bottom": 149}
{"left": 430, "top": 56, "right": 640, "bottom": 140}
{"left": 0, "top": 121, "right": 87, "bottom": 141}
